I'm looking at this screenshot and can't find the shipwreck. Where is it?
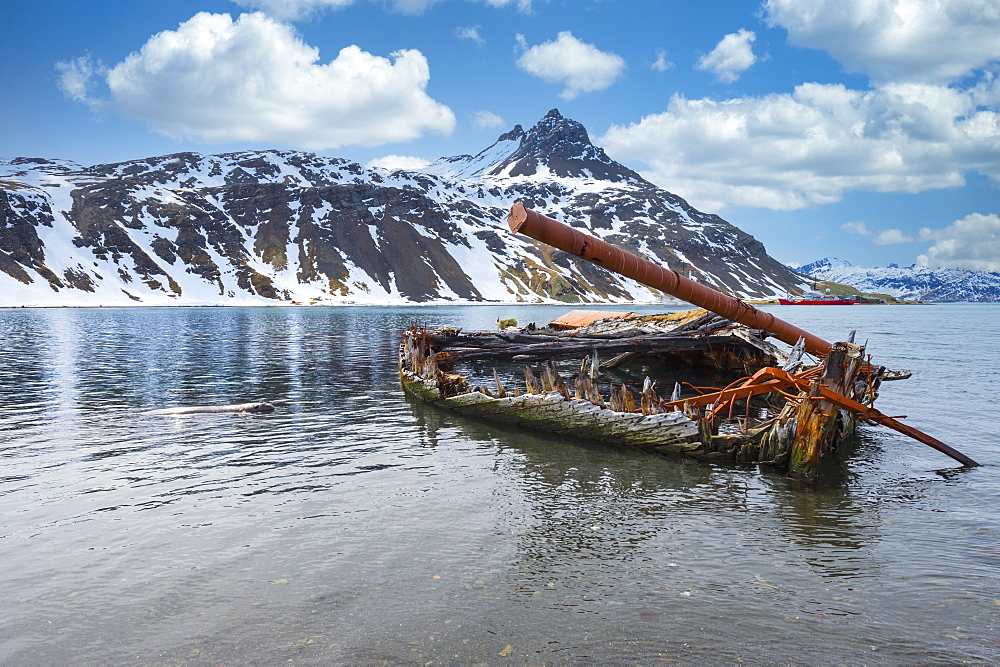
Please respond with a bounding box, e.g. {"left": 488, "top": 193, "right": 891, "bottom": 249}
{"left": 399, "top": 204, "right": 978, "bottom": 482}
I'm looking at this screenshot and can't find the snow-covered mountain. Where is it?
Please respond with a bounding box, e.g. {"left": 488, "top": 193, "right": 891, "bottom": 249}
{"left": 1, "top": 109, "right": 808, "bottom": 307}
{"left": 798, "top": 257, "right": 1000, "bottom": 302}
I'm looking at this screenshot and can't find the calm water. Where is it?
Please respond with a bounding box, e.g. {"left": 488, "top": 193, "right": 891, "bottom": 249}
{"left": 1, "top": 303, "right": 997, "bottom": 663}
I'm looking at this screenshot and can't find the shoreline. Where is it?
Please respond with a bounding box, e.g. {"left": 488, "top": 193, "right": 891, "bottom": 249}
{"left": 2, "top": 299, "right": 980, "bottom": 310}
{"left": 0, "top": 300, "right": 670, "bottom": 310}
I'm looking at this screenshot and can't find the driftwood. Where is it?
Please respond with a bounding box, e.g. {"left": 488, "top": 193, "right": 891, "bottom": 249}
{"left": 146, "top": 402, "right": 274, "bottom": 416}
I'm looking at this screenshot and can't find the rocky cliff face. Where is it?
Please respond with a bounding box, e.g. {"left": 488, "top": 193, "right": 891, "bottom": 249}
{"left": 797, "top": 257, "right": 1000, "bottom": 302}
{"left": 1, "top": 109, "right": 807, "bottom": 307}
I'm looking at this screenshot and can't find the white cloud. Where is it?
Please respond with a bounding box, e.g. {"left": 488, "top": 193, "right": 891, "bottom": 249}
{"left": 874, "top": 228, "right": 915, "bottom": 244}
{"left": 390, "top": 0, "right": 445, "bottom": 14}
{"left": 471, "top": 110, "right": 505, "bottom": 129}
{"left": 83, "top": 12, "right": 454, "bottom": 149}
{"left": 600, "top": 82, "right": 1000, "bottom": 212}
{"left": 842, "top": 220, "right": 871, "bottom": 235}
{"left": 696, "top": 29, "right": 758, "bottom": 83}
{"left": 652, "top": 48, "right": 674, "bottom": 72}
{"left": 56, "top": 55, "right": 107, "bottom": 108}
{"left": 916, "top": 213, "right": 1000, "bottom": 270}
{"left": 515, "top": 31, "right": 625, "bottom": 99}
{"left": 234, "top": 0, "right": 528, "bottom": 19}
{"left": 232, "top": 0, "right": 356, "bottom": 20}
{"left": 366, "top": 154, "right": 431, "bottom": 171}
{"left": 456, "top": 25, "right": 484, "bottom": 44}
{"left": 765, "top": 0, "right": 1000, "bottom": 85}
{"left": 478, "top": 0, "right": 532, "bottom": 11}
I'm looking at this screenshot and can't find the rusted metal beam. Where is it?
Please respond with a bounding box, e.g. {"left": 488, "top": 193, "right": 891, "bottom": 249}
{"left": 657, "top": 367, "right": 812, "bottom": 412}
{"left": 507, "top": 202, "right": 834, "bottom": 356}
{"left": 816, "top": 386, "right": 980, "bottom": 467}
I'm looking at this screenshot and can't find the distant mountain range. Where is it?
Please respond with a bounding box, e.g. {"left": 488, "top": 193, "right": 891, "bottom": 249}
{"left": 1, "top": 109, "right": 809, "bottom": 307}
{"left": 797, "top": 257, "right": 1000, "bottom": 302}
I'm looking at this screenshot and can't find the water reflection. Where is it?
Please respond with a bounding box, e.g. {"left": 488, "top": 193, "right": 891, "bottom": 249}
{"left": 405, "top": 387, "right": 888, "bottom": 631}
{"left": 1, "top": 308, "right": 432, "bottom": 521}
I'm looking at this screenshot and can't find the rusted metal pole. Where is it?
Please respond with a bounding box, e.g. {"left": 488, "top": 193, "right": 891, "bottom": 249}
{"left": 816, "top": 386, "right": 980, "bottom": 467}
{"left": 507, "top": 202, "right": 833, "bottom": 356}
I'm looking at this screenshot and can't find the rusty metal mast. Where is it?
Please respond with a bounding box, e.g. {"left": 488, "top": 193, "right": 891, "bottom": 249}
{"left": 507, "top": 202, "right": 833, "bottom": 356}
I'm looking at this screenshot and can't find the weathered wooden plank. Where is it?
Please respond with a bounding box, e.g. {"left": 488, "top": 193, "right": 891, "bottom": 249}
{"left": 442, "top": 334, "right": 764, "bottom": 363}
{"left": 436, "top": 387, "right": 702, "bottom": 451}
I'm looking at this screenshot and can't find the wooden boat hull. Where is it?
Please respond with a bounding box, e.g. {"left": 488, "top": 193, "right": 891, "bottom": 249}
{"left": 394, "top": 306, "right": 997, "bottom": 481}
{"left": 396, "top": 314, "right": 868, "bottom": 477}
{"left": 400, "top": 364, "right": 705, "bottom": 457}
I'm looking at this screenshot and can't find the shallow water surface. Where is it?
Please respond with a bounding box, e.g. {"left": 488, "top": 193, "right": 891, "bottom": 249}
{"left": 1, "top": 304, "right": 997, "bottom": 663}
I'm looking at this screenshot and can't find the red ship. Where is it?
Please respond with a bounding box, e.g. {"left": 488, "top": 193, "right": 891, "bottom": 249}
{"left": 778, "top": 295, "right": 857, "bottom": 305}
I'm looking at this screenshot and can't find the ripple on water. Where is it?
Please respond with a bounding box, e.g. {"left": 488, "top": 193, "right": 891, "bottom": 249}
{"left": 1, "top": 304, "right": 998, "bottom": 664}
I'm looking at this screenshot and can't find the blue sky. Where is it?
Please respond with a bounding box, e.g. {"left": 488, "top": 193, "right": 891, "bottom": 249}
{"left": 3, "top": 0, "right": 999, "bottom": 270}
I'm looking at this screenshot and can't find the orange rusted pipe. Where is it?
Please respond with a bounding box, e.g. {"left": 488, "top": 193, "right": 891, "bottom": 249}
{"left": 815, "top": 386, "right": 979, "bottom": 467}
{"left": 507, "top": 202, "right": 833, "bottom": 356}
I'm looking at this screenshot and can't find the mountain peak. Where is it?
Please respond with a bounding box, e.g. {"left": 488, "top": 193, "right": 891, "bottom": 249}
{"left": 485, "top": 109, "right": 644, "bottom": 183}
{"left": 797, "top": 257, "right": 853, "bottom": 275}
{"left": 420, "top": 110, "right": 646, "bottom": 184}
